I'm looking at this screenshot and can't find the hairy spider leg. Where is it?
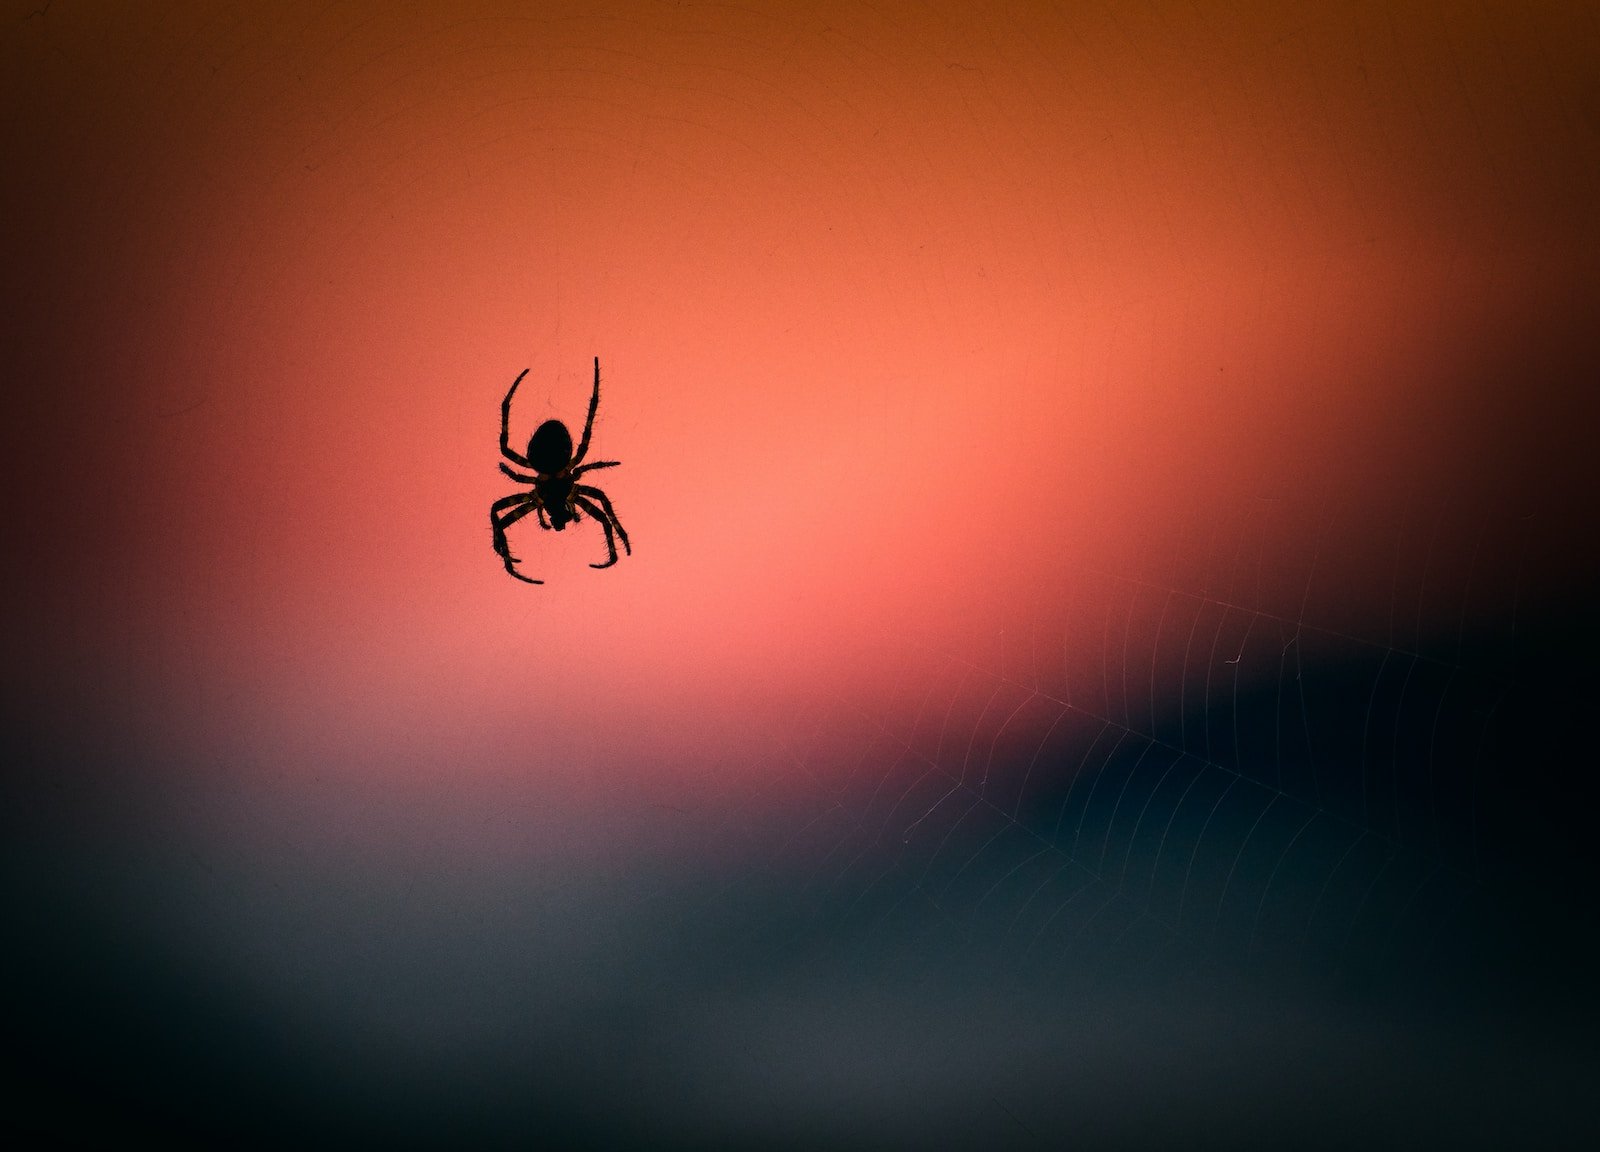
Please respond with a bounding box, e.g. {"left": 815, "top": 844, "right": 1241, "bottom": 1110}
{"left": 499, "top": 368, "right": 533, "bottom": 467}
{"left": 490, "top": 492, "right": 543, "bottom": 583}
{"left": 491, "top": 493, "right": 540, "bottom": 559}
{"left": 573, "top": 495, "right": 620, "bottom": 569}
{"left": 490, "top": 491, "right": 533, "bottom": 521}
{"left": 496, "top": 462, "right": 553, "bottom": 529}
{"left": 571, "top": 459, "right": 619, "bottom": 478}
{"left": 575, "top": 484, "right": 630, "bottom": 555}
{"left": 571, "top": 356, "right": 602, "bottom": 467}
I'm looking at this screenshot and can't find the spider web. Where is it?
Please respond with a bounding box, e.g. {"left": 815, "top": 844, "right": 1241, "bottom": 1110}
{"left": 680, "top": 491, "right": 1596, "bottom": 1148}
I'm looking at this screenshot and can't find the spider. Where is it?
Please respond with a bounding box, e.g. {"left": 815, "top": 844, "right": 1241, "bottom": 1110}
{"left": 490, "top": 356, "right": 630, "bottom": 585}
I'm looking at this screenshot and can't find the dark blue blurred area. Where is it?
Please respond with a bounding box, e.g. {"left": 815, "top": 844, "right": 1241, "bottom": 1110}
{"left": 4, "top": 590, "right": 1596, "bottom": 1149}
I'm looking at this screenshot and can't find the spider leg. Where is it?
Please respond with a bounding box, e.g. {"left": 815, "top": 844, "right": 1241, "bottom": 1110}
{"left": 571, "top": 356, "right": 601, "bottom": 467}
{"left": 571, "top": 460, "right": 619, "bottom": 478}
{"left": 575, "top": 485, "right": 630, "bottom": 556}
{"left": 490, "top": 492, "right": 543, "bottom": 583}
{"left": 491, "top": 493, "right": 540, "bottom": 547}
{"left": 500, "top": 462, "right": 539, "bottom": 484}
{"left": 490, "top": 491, "right": 530, "bottom": 519}
{"left": 500, "top": 368, "right": 533, "bottom": 467}
{"left": 573, "top": 495, "right": 619, "bottom": 569}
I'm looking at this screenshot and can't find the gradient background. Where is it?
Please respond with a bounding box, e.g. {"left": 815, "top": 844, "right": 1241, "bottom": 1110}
{"left": 4, "top": 2, "right": 1598, "bottom": 1147}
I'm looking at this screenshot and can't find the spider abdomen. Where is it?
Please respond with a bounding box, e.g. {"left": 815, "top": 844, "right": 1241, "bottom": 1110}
{"left": 528, "top": 420, "right": 574, "bottom": 474}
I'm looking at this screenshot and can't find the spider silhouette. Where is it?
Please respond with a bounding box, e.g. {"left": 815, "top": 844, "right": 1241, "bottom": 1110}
{"left": 490, "top": 356, "right": 630, "bottom": 585}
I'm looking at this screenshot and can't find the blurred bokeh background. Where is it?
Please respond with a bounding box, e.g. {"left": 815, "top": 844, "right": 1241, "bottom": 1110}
{"left": 4, "top": 2, "right": 1597, "bottom": 1147}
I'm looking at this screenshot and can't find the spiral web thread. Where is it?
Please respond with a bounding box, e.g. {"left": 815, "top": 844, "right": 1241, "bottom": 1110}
{"left": 728, "top": 496, "right": 1541, "bottom": 991}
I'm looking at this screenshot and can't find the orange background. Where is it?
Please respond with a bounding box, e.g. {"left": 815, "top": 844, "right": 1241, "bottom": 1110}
{"left": 9, "top": 1, "right": 1595, "bottom": 790}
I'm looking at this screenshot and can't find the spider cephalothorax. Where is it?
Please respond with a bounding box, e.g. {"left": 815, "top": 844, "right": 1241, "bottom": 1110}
{"left": 490, "top": 357, "right": 630, "bottom": 584}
